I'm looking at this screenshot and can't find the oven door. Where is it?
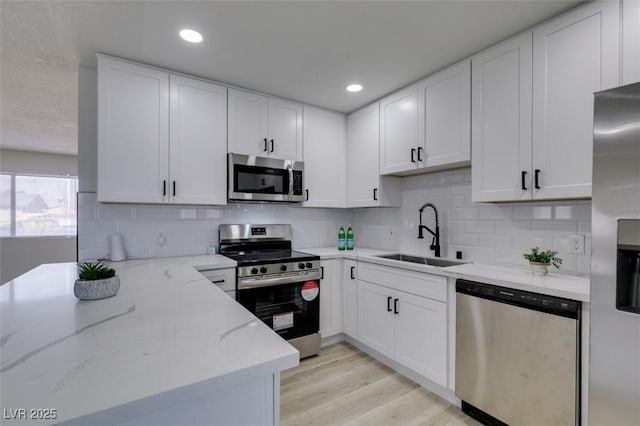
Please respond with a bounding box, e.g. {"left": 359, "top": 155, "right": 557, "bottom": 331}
{"left": 228, "top": 153, "right": 304, "bottom": 202}
{"left": 237, "top": 280, "right": 319, "bottom": 341}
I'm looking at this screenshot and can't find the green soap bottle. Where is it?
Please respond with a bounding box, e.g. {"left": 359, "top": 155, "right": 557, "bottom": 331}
{"left": 338, "top": 225, "right": 346, "bottom": 250}
{"left": 346, "top": 224, "right": 354, "bottom": 250}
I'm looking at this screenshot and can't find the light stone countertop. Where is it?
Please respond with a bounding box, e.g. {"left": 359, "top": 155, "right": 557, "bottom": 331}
{"left": 0, "top": 255, "right": 299, "bottom": 425}
{"left": 300, "top": 247, "right": 590, "bottom": 302}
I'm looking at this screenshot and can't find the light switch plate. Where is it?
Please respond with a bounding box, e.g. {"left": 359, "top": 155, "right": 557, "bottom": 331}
{"left": 568, "top": 234, "right": 585, "bottom": 255}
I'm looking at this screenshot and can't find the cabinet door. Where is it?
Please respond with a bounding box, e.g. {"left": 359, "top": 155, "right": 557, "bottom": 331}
{"left": 228, "top": 89, "right": 269, "bottom": 156}
{"left": 346, "top": 103, "right": 381, "bottom": 207}
{"left": 97, "top": 56, "right": 169, "bottom": 203}
{"left": 379, "top": 85, "right": 419, "bottom": 174}
{"left": 418, "top": 60, "right": 470, "bottom": 170}
{"left": 319, "top": 260, "right": 342, "bottom": 339}
{"left": 357, "top": 280, "right": 394, "bottom": 358}
{"left": 302, "top": 106, "right": 346, "bottom": 208}
{"left": 342, "top": 260, "right": 358, "bottom": 338}
{"left": 169, "top": 76, "right": 227, "bottom": 205}
{"left": 532, "top": 1, "right": 619, "bottom": 199}
{"left": 622, "top": 0, "right": 640, "bottom": 85}
{"left": 268, "top": 98, "right": 303, "bottom": 161}
{"left": 394, "top": 291, "right": 447, "bottom": 387}
{"left": 471, "top": 33, "right": 533, "bottom": 202}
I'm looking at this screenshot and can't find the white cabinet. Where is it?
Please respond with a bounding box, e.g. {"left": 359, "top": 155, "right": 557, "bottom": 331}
{"left": 417, "top": 59, "right": 471, "bottom": 171}
{"left": 319, "top": 259, "right": 343, "bottom": 339}
{"left": 532, "top": 0, "right": 619, "bottom": 200}
{"left": 622, "top": 0, "right": 640, "bottom": 85}
{"left": 471, "top": 32, "right": 533, "bottom": 202}
{"left": 98, "top": 56, "right": 227, "bottom": 205}
{"left": 379, "top": 84, "right": 419, "bottom": 175}
{"left": 346, "top": 103, "right": 401, "bottom": 208}
{"left": 356, "top": 262, "right": 448, "bottom": 386}
{"left": 169, "top": 75, "right": 227, "bottom": 205}
{"left": 472, "top": 1, "right": 619, "bottom": 202}
{"left": 357, "top": 280, "right": 395, "bottom": 358}
{"left": 98, "top": 56, "right": 169, "bottom": 204}
{"left": 302, "top": 106, "right": 346, "bottom": 208}
{"left": 228, "top": 88, "right": 302, "bottom": 161}
{"left": 342, "top": 259, "right": 358, "bottom": 338}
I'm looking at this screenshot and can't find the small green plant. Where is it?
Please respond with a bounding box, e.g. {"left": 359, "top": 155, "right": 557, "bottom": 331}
{"left": 77, "top": 261, "right": 116, "bottom": 281}
{"left": 522, "top": 247, "right": 563, "bottom": 269}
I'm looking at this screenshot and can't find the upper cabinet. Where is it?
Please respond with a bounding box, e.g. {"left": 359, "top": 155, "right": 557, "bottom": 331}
{"left": 472, "top": 1, "right": 620, "bottom": 202}
{"left": 346, "top": 103, "right": 401, "bottom": 208}
{"left": 303, "top": 106, "right": 346, "bottom": 208}
{"left": 472, "top": 33, "right": 533, "bottom": 202}
{"left": 228, "top": 88, "right": 302, "bottom": 161}
{"left": 417, "top": 59, "right": 471, "bottom": 171}
{"left": 532, "top": 0, "right": 619, "bottom": 200}
{"left": 379, "top": 84, "right": 419, "bottom": 174}
{"left": 622, "top": 0, "right": 640, "bottom": 85}
{"left": 379, "top": 61, "right": 470, "bottom": 176}
{"left": 97, "top": 56, "right": 227, "bottom": 205}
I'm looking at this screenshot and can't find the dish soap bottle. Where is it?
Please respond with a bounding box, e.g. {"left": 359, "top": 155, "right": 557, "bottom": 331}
{"left": 346, "top": 224, "right": 354, "bottom": 250}
{"left": 338, "top": 225, "right": 346, "bottom": 250}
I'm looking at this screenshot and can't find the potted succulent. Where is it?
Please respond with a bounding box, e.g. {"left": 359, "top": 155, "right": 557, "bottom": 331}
{"left": 75, "top": 261, "right": 120, "bottom": 300}
{"left": 523, "top": 247, "right": 562, "bottom": 276}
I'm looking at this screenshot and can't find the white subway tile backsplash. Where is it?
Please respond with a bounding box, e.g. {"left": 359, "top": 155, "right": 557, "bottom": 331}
{"left": 97, "top": 204, "right": 134, "bottom": 221}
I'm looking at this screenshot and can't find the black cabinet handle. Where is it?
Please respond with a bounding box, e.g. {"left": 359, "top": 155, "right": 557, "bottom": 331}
{"left": 394, "top": 298, "right": 399, "bottom": 314}
{"left": 521, "top": 171, "right": 527, "bottom": 191}
{"left": 163, "top": 180, "right": 167, "bottom": 196}
{"left": 270, "top": 139, "right": 274, "bottom": 153}
{"left": 320, "top": 266, "right": 324, "bottom": 280}
{"left": 263, "top": 138, "right": 268, "bottom": 152}
{"left": 172, "top": 181, "right": 176, "bottom": 196}
{"left": 350, "top": 266, "right": 355, "bottom": 280}
{"left": 211, "top": 279, "right": 225, "bottom": 284}
{"left": 305, "top": 189, "right": 309, "bottom": 201}
{"left": 373, "top": 188, "right": 378, "bottom": 201}
{"left": 411, "top": 148, "right": 416, "bottom": 163}
{"left": 417, "top": 147, "right": 424, "bottom": 162}
{"left": 534, "top": 169, "right": 541, "bottom": 189}
{"left": 387, "top": 296, "right": 392, "bottom": 312}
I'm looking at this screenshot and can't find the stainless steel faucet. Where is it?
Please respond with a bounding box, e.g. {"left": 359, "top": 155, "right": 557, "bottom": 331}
{"left": 418, "top": 202, "right": 440, "bottom": 257}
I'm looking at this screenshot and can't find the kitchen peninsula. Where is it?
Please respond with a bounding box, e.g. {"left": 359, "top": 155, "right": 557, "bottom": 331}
{"left": 0, "top": 256, "right": 298, "bottom": 425}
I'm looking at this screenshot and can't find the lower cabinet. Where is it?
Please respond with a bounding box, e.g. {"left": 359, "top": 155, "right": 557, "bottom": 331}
{"left": 356, "top": 262, "right": 448, "bottom": 387}
{"left": 342, "top": 259, "right": 358, "bottom": 338}
{"left": 319, "top": 259, "right": 343, "bottom": 339}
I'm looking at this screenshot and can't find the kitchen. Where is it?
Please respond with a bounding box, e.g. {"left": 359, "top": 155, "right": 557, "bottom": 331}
{"left": 1, "top": 1, "right": 639, "bottom": 425}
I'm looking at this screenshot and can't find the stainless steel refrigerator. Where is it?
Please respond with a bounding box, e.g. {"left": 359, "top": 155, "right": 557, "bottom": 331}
{"left": 590, "top": 81, "right": 640, "bottom": 425}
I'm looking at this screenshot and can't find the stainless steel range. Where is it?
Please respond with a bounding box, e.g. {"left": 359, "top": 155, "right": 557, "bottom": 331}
{"left": 219, "top": 224, "right": 321, "bottom": 358}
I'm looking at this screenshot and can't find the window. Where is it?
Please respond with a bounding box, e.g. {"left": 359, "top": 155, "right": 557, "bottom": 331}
{"left": 0, "top": 173, "right": 78, "bottom": 237}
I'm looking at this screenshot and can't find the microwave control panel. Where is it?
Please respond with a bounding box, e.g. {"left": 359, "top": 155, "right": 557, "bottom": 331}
{"left": 292, "top": 170, "right": 303, "bottom": 195}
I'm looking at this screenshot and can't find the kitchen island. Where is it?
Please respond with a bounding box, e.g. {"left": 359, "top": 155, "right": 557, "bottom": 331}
{"left": 0, "top": 256, "right": 299, "bottom": 425}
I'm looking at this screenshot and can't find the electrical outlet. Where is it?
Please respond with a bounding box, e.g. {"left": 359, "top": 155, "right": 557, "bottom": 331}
{"left": 568, "top": 234, "right": 585, "bottom": 255}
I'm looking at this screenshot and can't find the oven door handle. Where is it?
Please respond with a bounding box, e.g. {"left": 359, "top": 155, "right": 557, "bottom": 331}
{"left": 237, "top": 270, "right": 321, "bottom": 289}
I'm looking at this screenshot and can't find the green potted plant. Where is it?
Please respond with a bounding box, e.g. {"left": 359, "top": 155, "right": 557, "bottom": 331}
{"left": 75, "top": 261, "right": 120, "bottom": 300}
{"left": 522, "top": 247, "right": 562, "bottom": 276}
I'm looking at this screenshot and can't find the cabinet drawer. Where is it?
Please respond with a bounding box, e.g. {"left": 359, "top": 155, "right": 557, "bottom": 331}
{"left": 358, "top": 262, "right": 447, "bottom": 302}
{"left": 198, "top": 268, "right": 235, "bottom": 292}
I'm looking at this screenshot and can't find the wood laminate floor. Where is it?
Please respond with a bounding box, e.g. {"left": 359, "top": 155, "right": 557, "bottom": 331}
{"left": 281, "top": 342, "right": 481, "bottom": 426}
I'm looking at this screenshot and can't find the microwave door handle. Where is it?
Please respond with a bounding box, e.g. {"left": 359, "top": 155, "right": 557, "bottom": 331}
{"left": 288, "top": 167, "right": 294, "bottom": 196}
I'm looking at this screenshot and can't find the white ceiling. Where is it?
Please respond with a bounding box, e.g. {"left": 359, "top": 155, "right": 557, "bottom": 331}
{"left": 0, "top": 0, "right": 582, "bottom": 156}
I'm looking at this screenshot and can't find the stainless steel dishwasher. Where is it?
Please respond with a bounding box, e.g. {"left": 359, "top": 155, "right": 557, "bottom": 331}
{"left": 455, "top": 279, "right": 581, "bottom": 426}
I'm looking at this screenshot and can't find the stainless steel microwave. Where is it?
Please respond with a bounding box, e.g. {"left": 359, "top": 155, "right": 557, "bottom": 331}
{"left": 228, "top": 153, "right": 304, "bottom": 202}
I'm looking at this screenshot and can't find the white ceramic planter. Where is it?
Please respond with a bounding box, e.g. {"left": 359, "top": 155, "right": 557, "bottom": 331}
{"left": 529, "top": 262, "right": 550, "bottom": 276}
{"left": 74, "top": 276, "right": 120, "bottom": 300}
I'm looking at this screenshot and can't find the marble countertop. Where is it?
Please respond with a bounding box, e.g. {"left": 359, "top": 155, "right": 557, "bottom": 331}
{"left": 0, "top": 255, "right": 299, "bottom": 424}
{"left": 300, "top": 247, "right": 590, "bottom": 302}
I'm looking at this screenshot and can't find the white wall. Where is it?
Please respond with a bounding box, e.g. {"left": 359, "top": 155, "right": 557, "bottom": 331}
{"left": 0, "top": 148, "right": 78, "bottom": 284}
{"left": 353, "top": 168, "right": 591, "bottom": 275}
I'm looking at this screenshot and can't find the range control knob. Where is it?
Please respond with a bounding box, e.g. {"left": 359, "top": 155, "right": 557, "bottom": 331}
{"left": 280, "top": 265, "right": 287, "bottom": 272}
{"left": 305, "top": 262, "right": 313, "bottom": 268}
{"left": 298, "top": 263, "right": 306, "bottom": 269}
{"left": 251, "top": 268, "right": 259, "bottom": 275}
{"left": 260, "top": 267, "right": 268, "bottom": 274}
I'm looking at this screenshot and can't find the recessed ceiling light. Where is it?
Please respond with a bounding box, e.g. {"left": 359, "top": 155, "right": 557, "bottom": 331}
{"left": 179, "top": 29, "right": 203, "bottom": 43}
{"left": 346, "top": 84, "right": 363, "bottom": 93}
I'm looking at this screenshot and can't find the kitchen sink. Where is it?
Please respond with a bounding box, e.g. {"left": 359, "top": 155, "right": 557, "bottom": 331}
{"left": 375, "top": 253, "right": 467, "bottom": 268}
